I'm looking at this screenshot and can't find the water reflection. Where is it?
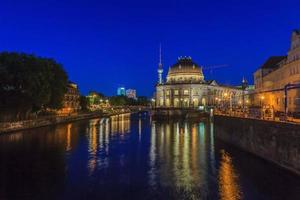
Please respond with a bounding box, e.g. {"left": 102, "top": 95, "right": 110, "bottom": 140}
{"left": 218, "top": 150, "right": 242, "bottom": 200}
{"left": 85, "top": 114, "right": 131, "bottom": 176}
{"left": 149, "top": 119, "right": 216, "bottom": 199}
{"left": 111, "top": 114, "right": 131, "bottom": 134}
{"left": 0, "top": 114, "right": 299, "bottom": 200}
{"left": 66, "top": 124, "right": 72, "bottom": 152}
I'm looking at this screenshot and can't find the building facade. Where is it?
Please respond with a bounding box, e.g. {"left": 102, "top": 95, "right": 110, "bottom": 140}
{"left": 57, "top": 82, "right": 81, "bottom": 115}
{"left": 126, "top": 89, "right": 137, "bottom": 99}
{"left": 155, "top": 57, "right": 245, "bottom": 109}
{"left": 117, "top": 87, "right": 126, "bottom": 96}
{"left": 253, "top": 30, "right": 300, "bottom": 114}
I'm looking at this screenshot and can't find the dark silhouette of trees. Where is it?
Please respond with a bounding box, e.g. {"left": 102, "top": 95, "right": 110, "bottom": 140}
{"left": 80, "top": 96, "right": 88, "bottom": 111}
{"left": 109, "top": 96, "right": 149, "bottom": 106}
{"left": 0, "top": 52, "right": 68, "bottom": 121}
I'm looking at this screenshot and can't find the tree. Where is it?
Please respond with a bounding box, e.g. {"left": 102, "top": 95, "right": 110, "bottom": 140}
{"left": 80, "top": 96, "right": 88, "bottom": 111}
{"left": 0, "top": 52, "right": 68, "bottom": 120}
{"left": 109, "top": 96, "right": 128, "bottom": 106}
{"left": 108, "top": 95, "right": 150, "bottom": 106}
{"left": 136, "top": 96, "right": 149, "bottom": 106}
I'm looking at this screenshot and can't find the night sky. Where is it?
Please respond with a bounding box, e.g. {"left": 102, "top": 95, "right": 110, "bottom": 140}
{"left": 1, "top": 0, "right": 299, "bottom": 96}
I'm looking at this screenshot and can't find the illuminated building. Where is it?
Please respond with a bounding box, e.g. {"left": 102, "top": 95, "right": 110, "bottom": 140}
{"left": 86, "top": 92, "right": 109, "bottom": 111}
{"left": 57, "top": 82, "right": 81, "bottom": 115}
{"left": 126, "top": 89, "right": 137, "bottom": 99}
{"left": 117, "top": 87, "right": 126, "bottom": 96}
{"left": 155, "top": 56, "right": 244, "bottom": 109}
{"left": 253, "top": 30, "right": 300, "bottom": 114}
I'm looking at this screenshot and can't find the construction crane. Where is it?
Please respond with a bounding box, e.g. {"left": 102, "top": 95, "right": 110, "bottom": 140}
{"left": 201, "top": 64, "right": 230, "bottom": 76}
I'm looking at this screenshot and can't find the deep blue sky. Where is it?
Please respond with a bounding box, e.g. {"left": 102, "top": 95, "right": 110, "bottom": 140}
{"left": 1, "top": 0, "right": 299, "bottom": 96}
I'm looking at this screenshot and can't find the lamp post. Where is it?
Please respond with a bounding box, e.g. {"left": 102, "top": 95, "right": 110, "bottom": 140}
{"left": 260, "top": 95, "right": 265, "bottom": 119}
{"left": 241, "top": 78, "right": 248, "bottom": 113}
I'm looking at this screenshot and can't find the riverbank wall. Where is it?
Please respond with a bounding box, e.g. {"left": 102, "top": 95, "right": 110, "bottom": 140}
{"left": 214, "top": 115, "right": 300, "bottom": 175}
{"left": 0, "top": 111, "right": 139, "bottom": 134}
{"left": 151, "top": 108, "right": 209, "bottom": 120}
{"left": 0, "top": 112, "right": 103, "bottom": 134}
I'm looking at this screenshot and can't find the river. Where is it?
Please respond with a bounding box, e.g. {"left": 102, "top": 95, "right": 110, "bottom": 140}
{"left": 0, "top": 113, "right": 299, "bottom": 200}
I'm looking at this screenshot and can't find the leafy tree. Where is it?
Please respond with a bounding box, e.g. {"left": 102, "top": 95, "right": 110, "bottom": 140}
{"left": 0, "top": 52, "right": 68, "bottom": 120}
{"left": 109, "top": 96, "right": 128, "bottom": 106}
{"left": 80, "top": 96, "right": 88, "bottom": 111}
{"left": 136, "top": 96, "right": 149, "bottom": 106}
{"left": 108, "top": 95, "right": 150, "bottom": 106}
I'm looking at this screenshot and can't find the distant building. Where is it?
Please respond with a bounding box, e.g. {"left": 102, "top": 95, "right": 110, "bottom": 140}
{"left": 155, "top": 56, "right": 244, "bottom": 109}
{"left": 86, "top": 91, "right": 109, "bottom": 111}
{"left": 126, "top": 89, "right": 137, "bottom": 99}
{"left": 253, "top": 30, "right": 300, "bottom": 114}
{"left": 117, "top": 87, "right": 126, "bottom": 96}
{"left": 57, "top": 82, "right": 81, "bottom": 115}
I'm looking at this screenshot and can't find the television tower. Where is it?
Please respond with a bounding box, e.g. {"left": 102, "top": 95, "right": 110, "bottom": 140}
{"left": 157, "top": 44, "right": 163, "bottom": 84}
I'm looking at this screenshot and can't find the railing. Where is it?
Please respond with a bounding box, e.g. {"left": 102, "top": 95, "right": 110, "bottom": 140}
{"left": 214, "top": 108, "right": 300, "bottom": 124}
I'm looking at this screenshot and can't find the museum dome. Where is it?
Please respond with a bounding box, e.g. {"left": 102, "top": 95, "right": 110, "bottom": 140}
{"left": 166, "top": 57, "right": 204, "bottom": 83}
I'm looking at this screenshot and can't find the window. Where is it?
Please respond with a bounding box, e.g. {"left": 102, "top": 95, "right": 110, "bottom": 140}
{"left": 166, "top": 90, "right": 170, "bottom": 95}
{"left": 174, "top": 90, "right": 179, "bottom": 95}
{"left": 183, "top": 90, "right": 189, "bottom": 95}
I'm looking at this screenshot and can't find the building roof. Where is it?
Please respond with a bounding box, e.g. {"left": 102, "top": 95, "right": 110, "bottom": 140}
{"left": 206, "top": 80, "right": 218, "bottom": 86}
{"left": 293, "top": 29, "right": 300, "bottom": 35}
{"left": 166, "top": 57, "right": 205, "bottom": 84}
{"left": 261, "top": 56, "right": 286, "bottom": 69}
{"left": 168, "top": 57, "right": 202, "bottom": 74}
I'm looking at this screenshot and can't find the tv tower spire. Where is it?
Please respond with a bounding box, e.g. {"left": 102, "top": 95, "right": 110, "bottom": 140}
{"left": 158, "top": 44, "right": 163, "bottom": 84}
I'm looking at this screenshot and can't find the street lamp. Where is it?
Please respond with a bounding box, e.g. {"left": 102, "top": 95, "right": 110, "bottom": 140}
{"left": 241, "top": 77, "right": 248, "bottom": 112}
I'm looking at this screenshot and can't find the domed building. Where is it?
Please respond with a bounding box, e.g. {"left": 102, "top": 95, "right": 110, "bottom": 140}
{"left": 166, "top": 57, "right": 204, "bottom": 84}
{"left": 155, "top": 56, "right": 244, "bottom": 109}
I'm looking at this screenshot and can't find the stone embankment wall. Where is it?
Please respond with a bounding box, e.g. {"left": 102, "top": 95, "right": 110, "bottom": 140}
{"left": 214, "top": 115, "right": 300, "bottom": 175}
{"left": 0, "top": 113, "right": 102, "bottom": 134}
{"left": 151, "top": 108, "right": 209, "bottom": 120}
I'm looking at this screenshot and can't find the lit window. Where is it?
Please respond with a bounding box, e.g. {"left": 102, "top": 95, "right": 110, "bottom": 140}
{"left": 174, "top": 90, "right": 179, "bottom": 95}
{"left": 184, "top": 90, "right": 189, "bottom": 95}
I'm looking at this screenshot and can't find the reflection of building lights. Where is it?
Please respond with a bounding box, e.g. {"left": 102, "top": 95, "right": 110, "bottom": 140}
{"left": 66, "top": 124, "right": 72, "bottom": 151}
{"left": 218, "top": 150, "right": 242, "bottom": 200}
{"left": 260, "top": 95, "right": 265, "bottom": 100}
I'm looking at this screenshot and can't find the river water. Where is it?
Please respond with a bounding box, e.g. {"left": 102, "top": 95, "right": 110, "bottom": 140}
{"left": 0, "top": 113, "right": 299, "bottom": 200}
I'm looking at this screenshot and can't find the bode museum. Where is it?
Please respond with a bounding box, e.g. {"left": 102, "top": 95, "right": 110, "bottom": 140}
{"left": 155, "top": 56, "right": 245, "bottom": 109}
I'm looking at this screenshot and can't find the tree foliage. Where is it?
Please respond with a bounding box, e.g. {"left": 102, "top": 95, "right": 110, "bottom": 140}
{"left": 80, "top": 95, "right": 88, "bottom": 111}
{"left": 109, "top": 96, "right": 149, "bottom": 106}
{"left": 0, "top": 52, "right": 68, "bottom": 120}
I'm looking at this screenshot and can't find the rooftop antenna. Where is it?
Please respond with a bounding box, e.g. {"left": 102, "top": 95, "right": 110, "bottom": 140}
{"left": 157, "top": 44, "right": 163, "bottom": 84}
{"left": 159, "top": 43, "right": 162, "bottom": 69}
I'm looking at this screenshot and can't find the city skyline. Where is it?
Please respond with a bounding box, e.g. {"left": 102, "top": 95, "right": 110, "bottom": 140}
{"left": 1, "top": 0, "right": 300, "bottom": 96}
{"left": 1, "top": 1, "right": 300, "bottom": 199}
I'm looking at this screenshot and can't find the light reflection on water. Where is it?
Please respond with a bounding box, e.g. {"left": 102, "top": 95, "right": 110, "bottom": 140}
{"left": 0, "top": 113, "right": 299, "bottom": 200}
{"left": 218, "top": 150, "right": 242, "bottom": 200}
